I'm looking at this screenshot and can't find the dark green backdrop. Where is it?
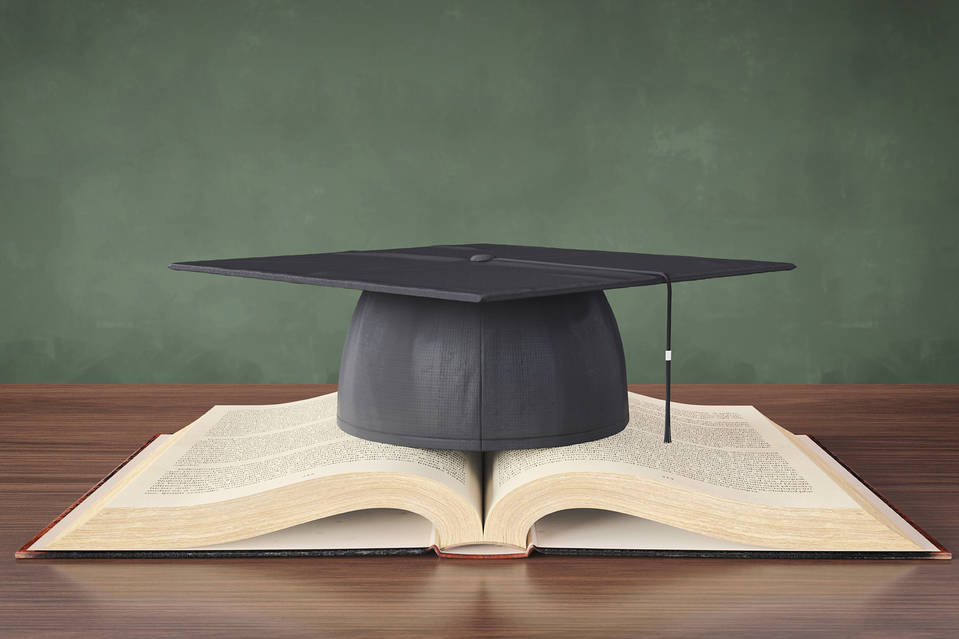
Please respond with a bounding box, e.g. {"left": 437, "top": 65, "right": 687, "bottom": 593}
{"left": 2, "top": 0, "right": 957, "bottom": 384}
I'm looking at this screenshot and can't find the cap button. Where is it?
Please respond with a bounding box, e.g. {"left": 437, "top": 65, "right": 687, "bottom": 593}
{"left": 469, "top": 253, "right": 494, "bottom": 263}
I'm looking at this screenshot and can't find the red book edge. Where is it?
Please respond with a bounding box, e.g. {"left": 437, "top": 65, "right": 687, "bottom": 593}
{"left": 805, "top": 435, "right": 950, "bottom": 560}
{"left": 15, "top": 434, "right": 162, "bottom": 559}
{"left": 431, "top": 545, "right": 533, "bottom": 559}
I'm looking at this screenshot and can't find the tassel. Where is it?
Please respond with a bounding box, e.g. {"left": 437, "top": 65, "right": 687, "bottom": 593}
{"left": 663, "top": 276, "right": 672, "bottom": 443}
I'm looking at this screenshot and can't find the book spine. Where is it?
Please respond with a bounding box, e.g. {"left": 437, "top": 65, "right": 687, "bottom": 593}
{"left": 430, "top": 545, "right": 533, "bottom": 559}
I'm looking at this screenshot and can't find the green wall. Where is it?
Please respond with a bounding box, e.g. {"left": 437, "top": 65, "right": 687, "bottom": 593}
{"left": 2, "top": 0, "right": 957, "bottom": 384}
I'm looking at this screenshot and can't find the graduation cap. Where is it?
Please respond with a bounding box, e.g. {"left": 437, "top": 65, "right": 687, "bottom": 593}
{"left": 170, "top": 244, "right": 794, "bottom": 450}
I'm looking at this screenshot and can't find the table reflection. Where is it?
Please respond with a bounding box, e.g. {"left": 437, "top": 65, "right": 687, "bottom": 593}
{"left": 44, "top": 557, "right": 920, "bottom": 636}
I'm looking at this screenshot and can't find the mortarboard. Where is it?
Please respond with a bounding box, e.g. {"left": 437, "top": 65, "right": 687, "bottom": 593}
{"left": 170, "top": 244, "right": 794, "bottom": 450}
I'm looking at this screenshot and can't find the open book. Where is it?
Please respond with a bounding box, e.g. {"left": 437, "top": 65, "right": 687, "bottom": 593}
{"left": 18, "top": 392, "right": 948, "bottom": 559}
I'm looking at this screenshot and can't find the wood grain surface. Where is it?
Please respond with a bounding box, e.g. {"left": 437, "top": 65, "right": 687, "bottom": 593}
{"left": 1, "top": 384, "right": 957, "bottom": 638}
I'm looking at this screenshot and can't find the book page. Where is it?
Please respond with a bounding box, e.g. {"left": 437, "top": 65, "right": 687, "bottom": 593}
{"left": 485, "top": 393, "right": 861, "bottom": 515}
{"left": 197, "top": 509, "right": 435, "bottom": 551}
{"left": 529, "top": 436, "right": 939, "bottom": 553}
{"left": 27, "top": 436, "right": 174, "bottom": 551}
{"left": 106, "top": 393, "right": 482, "bottom": 514}
{"left": 30, "top": 445, "right": 437, "bottom": 550}
{"left": 532, "top": 509, "right": 775, "bottom": 551}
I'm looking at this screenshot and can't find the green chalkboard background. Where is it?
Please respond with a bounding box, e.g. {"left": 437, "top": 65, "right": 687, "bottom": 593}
{"left": 2, "top": 0, "right": 957, "bottom": 384}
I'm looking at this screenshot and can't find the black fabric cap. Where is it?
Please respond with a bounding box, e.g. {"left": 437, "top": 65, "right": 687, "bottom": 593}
{"left": 169, "top": 244, "right": 795, "bottom": 302}
{"left": 169, "top": 244, "right": 795, "bottom": 450}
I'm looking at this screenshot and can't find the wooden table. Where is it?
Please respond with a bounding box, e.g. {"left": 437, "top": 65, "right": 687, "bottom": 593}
{"left": 1, "top": 384, "right": 957, "bottom": 637}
